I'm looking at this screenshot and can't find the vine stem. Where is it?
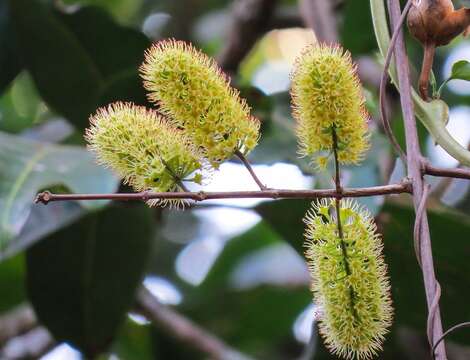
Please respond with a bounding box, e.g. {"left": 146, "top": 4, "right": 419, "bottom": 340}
{"left": 387, "top": 1, "right": 446, "bottom": 358}
{"left": 234, "top": 149, "right": 268, "bottom": 190}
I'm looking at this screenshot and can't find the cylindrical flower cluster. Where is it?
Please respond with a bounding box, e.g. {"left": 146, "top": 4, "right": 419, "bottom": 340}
{"left": 140, "top": 39, "right": 260, "bottom": 167}
{"left": 304, "top": 199, "right": 393, "bottom": 359}
{"left": 291, "top": 44, "right": 370, "bottom": 168}
{"left": 85, "top": 102, "right": 205, "bottom": 207}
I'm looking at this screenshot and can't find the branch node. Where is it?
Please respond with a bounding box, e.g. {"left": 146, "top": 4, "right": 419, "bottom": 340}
{"left": 34, "top": 191, "right": 50, "bottom": 205}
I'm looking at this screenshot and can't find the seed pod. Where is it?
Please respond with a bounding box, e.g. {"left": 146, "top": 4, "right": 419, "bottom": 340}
{"left": 85, "top": 102, "right": 206, "bottom": 207}
{"left": 140, "top": 39, "right": 260, "bottom": 167}
{"left": 291, "top": 44, "right": 370, "bottom": 168}
{"left": 304, "top": 199, "right": 393, "bottom": 359}
{"left": 407, "top": 0, "right": 470, "bottom": 100}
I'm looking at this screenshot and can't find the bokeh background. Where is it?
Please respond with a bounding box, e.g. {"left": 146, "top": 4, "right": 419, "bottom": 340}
{"left": 1, "top": 0, "right": 470, "bottom": 359}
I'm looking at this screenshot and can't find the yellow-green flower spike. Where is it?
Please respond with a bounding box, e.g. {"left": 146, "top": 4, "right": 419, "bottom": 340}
{"left": 140, "top": 39, "right": 260, "bottom": 167}
{"left": 304, "top": 199, "right": 393, "bottom": 359}
{"left": 291, "top": 44, "right": 370, "bottom": 168}
{"left": 85, "top": 102, "right": 205, "bottom": 207}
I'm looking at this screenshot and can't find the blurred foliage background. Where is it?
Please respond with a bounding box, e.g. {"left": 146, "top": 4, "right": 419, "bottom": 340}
{"left": 1, "top": 0, "right": 470, "bottom": 359}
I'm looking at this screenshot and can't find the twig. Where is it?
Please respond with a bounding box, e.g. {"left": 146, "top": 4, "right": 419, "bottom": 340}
{"left": 298, "top": 0, "right": 338, "bottom": 43}
{"left": 34, "top": 181, "right": 412, "bottom": 205}
{"left": 432, "top": 322, "right": 470, "bottom": 360}
{"left": 424, "top": 163, "right": 470, "bottom": 180}
{"left": 387, "top": 1, "right": 446, "bottom": 358}
{"left": 0, "top": 326, "right": 55, "bottom": 359}
{"left": 379, "top": 0, "right": 412, "bottom": 163}
{"left": 217, "top": 0, "right": 278, "bottom": 73}
{"left": 0, "top": 305, "right": 37, "bottom": 345}
{"left": 135, "top": 287, "right": 253, "bottom": 360}
{"left": 234, "top": 149, "right": 268, "bottom": 190}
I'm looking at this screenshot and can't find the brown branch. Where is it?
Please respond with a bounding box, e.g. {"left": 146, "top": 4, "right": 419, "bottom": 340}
{"left": 0, "top": 305, "right": 37, "bottom": 346}
{"left": 234, "top": 149, "right": 268, "bottom": 190}
{"left": 298, "top": 0, "right": 338, "bottom": 43}
{"left": 135, "top": 287, "right": 253, "bottom": 360}
{"left": 424, "top": 163, "right": 470, "bottom": 180}
{"left": 217, "top": 0, "right": 278, "bottom": 73}
{"left": 379, "top": 0, "right": 412, "bottom": 163}
{"left": 387, "top": 1, "right": 446, "bottom": 358}
{"left": 0, "top": 326, "right": 55, "bottom": 359}
{"left": 34, "top": 181, "right": 412, "bottom": 205}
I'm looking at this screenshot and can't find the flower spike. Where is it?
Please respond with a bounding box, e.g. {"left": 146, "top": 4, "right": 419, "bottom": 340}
{"left": 291, "top": 44, "right": 370, "bottom": 168}
{"left": 304, "top": 199, "right": 393, "bottom": 359}
{"left": 140, "top": 39, "right": 260, "bottom": 167}
{"left": 85, "top": 102, "right": 206, "bottom": 207}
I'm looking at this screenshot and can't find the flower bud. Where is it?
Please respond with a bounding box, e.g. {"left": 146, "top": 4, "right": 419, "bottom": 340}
{"left": 291, "top": 44, "right": 370, "bottom": 168}
{"left": 140, "top": 39, "right": 260, "bottom": 167}
{"left": 304, "top": 199, "right": 393, "bottom": 359}
{"left": 85, "top": 102, "right": 205, "bottom": 207}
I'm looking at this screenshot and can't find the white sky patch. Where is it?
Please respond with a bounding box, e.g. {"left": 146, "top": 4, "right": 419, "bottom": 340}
{"left": 186, "top": 162, "right": 313, "bottom": 208}
{"left": 426, "top": 106, "right": 470, "bottom": 168}
{"left": 176, "top": 236, "right": 224, "bottom": 286}
{"left": 177, "top": 162, "right": 312, "bottom": 286}
{"left": 41, "top": 344, "right": 81, "bottom": 360}
{"left": 442, "top": 42, "right": 470, "bottom": 95}
{"left": 293, "top": 303, "right": 319, "bottom": 344}
{"left": 252, "top": 61, "right": 291, "bottom": 95}
{"left": 129, "top": 276, "right": 183, "bottom": 325}
{"left": 229, "top": 243, "right": 310, "bottom": 290}
{"left": 143, "top": 276, "right": 182, "bottom": 305}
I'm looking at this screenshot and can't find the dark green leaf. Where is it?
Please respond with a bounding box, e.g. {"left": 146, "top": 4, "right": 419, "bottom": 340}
{"left": 113, "top": 319, "right": 154, "bottom": 360}
{"left": 340, "top": 1, "right": 376, "bottom": 55}
{"left": 9, "top": 0, "right": 104, "bottom": 130}
{"left": 26, "top": 205, "right": 154, "bottom": 357}
{"left": 255, "top": 200, "right": 309, "bottom": 255}
{"left": 56, "top": 7, "right": 149, "bottom": 79}
{"left": 0, "top": 254, "right": 26, "bottom": 312}
{"left": 9, "top": 1, "right": 151, "bottom": 130}
{"left": 0, "top": 1, "right": 22, "bottom": 94}
{"left": 381, "top": 201, "right": 470, "bottom": 341}
{"left": 450, "top": 60, "right": 470, "bottom": 81}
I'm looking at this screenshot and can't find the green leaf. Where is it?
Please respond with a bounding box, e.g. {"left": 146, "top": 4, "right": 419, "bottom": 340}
{"left": 26, "top": 205, "right": 154, "bottom": 357}
{"left": 381, "top": 201, "right": 470, "bottom": 343}
{"left": 9, "top": 1, "right": 151, "bottom": 130}
{"left": 0, "top": 131, "right": 119, "bottom": 258}
{"left": 340, "top": 0, "right": 376, "bottom": 55}
{"left": 0, "top": 254, "right": 26, "bottom": 312}
{"left": 113, "top": 319, "right": 154, "bottom": 360}
{"left": 9, "top": 0, "right": 104, "bottom": 130}
{"left": 255, "top": 200, "right": 309, "bottom": 256}
{"left": 56, "top": 7, "right": 150, "bottom": 80}
{"left": 0, "top": 1, "right": 22, "bottom": 94}
{"left": 449, "top": 60, "right": 470, "bottom": 81}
